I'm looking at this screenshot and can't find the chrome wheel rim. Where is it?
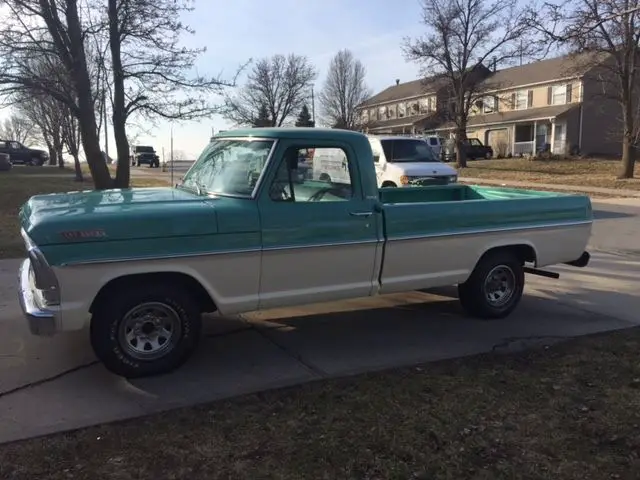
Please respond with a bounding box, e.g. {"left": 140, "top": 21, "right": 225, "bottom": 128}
{"left": 483, "top": 265, "right": 516, "bottom": 307}
{"left": 118, "top": 302, "right": 182, "bottom": 360}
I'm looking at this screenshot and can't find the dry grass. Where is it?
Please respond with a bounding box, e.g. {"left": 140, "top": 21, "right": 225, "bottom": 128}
{"left": 2, "top": 327, "right": 640, "bottom": 479}
{"left": 0, "top": 170, "right": 169, "bottom": 259}
{"left": 458, "top": 157, "right": 640, "bottom": 190}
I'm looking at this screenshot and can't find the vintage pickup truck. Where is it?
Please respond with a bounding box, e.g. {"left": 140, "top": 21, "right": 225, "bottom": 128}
{"left": 18, "top": 128, "right": 593, "bottom": 378}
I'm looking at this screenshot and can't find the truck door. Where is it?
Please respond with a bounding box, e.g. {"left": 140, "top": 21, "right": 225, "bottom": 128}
{"left": 257, "top": 140, "right": 384, "bottom": 309}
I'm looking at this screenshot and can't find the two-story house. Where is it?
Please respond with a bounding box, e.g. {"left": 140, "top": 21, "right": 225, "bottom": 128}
{"left": 356, "top": 76, "right": 450, "bottom": 135}
{"left": 359, "top": 51, "right": 621, "bottom": 157}
{"left": 434, "top": 51, "right": 616, "bottom": 157}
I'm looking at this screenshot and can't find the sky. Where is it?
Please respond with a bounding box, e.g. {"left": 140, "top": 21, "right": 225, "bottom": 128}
{"left": 140, "top": 0, "right": 427, "bottom": 160}
{"left": 1, "top": 0, "right": 426, "bottom": 160}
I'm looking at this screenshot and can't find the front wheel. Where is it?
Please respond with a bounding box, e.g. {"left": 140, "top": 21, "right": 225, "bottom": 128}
{"left": 90, "top": 284, "right": 203, "bottom": 378}
{"left": 457, "top": 250, "right": 524, "bottom": 319}
{"left": 485, "top": 152, "right": 492, "bottom": 159}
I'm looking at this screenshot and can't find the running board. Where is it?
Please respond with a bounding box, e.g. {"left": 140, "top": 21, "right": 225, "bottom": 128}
{"left": 524, "top": 267, "right": 560, "bottom": 279}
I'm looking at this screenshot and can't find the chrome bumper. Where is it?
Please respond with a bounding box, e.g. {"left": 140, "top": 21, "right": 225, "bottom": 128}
{"left": 18, "top": 258, "right": 58, "bottom": 336}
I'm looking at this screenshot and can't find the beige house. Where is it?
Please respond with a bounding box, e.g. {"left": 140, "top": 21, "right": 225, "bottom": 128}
{"left": 356, "top": 76, "right": 451, "bottom": 135}
{"left": 358, "top": 52, "right": 623, "bottom": 157}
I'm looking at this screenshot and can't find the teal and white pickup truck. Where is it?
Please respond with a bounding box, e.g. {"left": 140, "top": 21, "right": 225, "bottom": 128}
{"left": 18, "top": 128, "right": 593, "bottom": 378}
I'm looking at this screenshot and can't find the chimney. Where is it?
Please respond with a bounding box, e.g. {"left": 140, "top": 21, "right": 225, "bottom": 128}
{"left": 395, "top": 79, "right": 400, "bottom": 86}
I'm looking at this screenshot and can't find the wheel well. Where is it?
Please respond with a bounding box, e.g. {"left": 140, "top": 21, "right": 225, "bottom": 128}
{"left": 479, "top": 244, "right": 537, "bottom": 266}
{"left": 89, "top": 272, "right": 217, "bottom": 314}
{"left": 319, "top": 173, "right": 331, "bottom": 182}
{"left": 381, "top": 181, "right": 397, "bottom": 187}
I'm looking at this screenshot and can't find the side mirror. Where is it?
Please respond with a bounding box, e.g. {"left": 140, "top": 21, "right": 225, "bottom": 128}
{"left": 373, "top": 155, "right": 380, "bottom": 163}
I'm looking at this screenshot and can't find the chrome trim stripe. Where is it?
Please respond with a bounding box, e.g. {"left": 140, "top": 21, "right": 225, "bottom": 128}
{"left": 386, "top": 220, "right": 592, "bottom": 242}
{"left": 57, "top": 219, "right": 591, "bottom": 267}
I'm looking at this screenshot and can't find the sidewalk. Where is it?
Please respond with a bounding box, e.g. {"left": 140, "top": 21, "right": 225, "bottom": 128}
{"left": 459, "top": 176, "right": 640, "bottom": 198}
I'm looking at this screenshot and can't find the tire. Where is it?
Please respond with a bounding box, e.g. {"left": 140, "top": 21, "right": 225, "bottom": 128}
{"left": 30, "top": 156, "right": 43, "bottom": 166}
{"left": 90, "top": 284, "right": 203, "bottom": 378}
{"left": 457, "top": 250, "right": 525, "bottom": 319}
{"left": 319, "top": 173, "right": 331, "bottom": 182}
{"left": 485, "top": 152, "right": 492, "bottom": 159}
{"left": 381, "top": 181, "right": 397, "bottom": 188}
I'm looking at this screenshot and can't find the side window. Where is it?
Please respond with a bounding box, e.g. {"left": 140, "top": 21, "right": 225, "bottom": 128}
{"left": 9, "top": 142, "right": 20, "bottom": 150}
{"left": 470, "top": 138, "right": 481, "bottom": 146}
{"left": 429, "top": 138, "right": 438, "bottom": 146}
{"left": 268, "top": 146, "right": 354, "bottom": 203}
{"left": 369, "top": 139, "right": 383, "bottom": 162}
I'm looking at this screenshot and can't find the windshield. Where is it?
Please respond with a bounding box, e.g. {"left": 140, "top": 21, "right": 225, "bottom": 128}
{"left": 135, "top": 146, "right": 155, "bottom": 153}
{"left": 381, "top": 139, "right": 441, "bottom": 163}
{"left": 180, "top": 138, "right": 275, "bottom": 197}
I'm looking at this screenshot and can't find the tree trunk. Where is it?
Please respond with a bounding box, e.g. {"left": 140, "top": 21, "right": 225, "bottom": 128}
{"left": 455, "top": 126, "right": 468, "bottom": 168}
{"left": 108, "top": 0, "right": 131, "bottom": 189}
{"left": 64, "top": 0, "right": 113, "bottom": 189}
{"left": 54, "top": 138, "right": 64, "bottom": 168}
{"left": 72, "top": 154, "right": 83, "bottom": 182}
{"left": 618, "top": 96, "right": 636, "bottom": 179}
{"left": 47, "top": 146, "right": 56, "bottom": 166}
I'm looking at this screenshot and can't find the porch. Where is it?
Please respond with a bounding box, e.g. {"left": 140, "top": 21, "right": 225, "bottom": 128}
{"left": 511, "top": 120, "right": 568, "bottom": 156}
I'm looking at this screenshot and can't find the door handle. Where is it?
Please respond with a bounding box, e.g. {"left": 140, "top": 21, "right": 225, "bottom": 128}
{"left": 349, "top": 211, "right": 373, "bottom": 217}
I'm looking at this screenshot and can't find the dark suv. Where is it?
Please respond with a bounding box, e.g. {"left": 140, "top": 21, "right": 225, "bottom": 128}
{"left": 443, "top": 137, "right": 493, "bottom": 161}
{"left": 0, "top": 140, "right": 49, "bottom": 166}
{"left": 132, "top": 145, "right": 160, "bottom": 168}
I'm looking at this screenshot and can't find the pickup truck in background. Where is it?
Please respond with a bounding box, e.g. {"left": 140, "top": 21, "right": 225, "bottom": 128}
{"left": 443, "top": 137, "right": 494, "bottom": 162}
{"left": 18, "top": 127, "right": 592, "bottom": 378}
{"left": 0, "top": 139, "right": 49, "bottom": 166}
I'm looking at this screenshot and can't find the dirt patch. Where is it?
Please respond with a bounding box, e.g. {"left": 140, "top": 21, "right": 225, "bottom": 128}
{"left": 0, "top": 171, "right": 169, "bottom": 259}
{"left": 2, "top": 328, "right": 640, "bottom": 479}
{"left": 458, "top": 158, "right": 640, "bottom": 191}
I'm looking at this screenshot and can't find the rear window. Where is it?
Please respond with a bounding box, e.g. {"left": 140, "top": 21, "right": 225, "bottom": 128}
{"left": 381, "top": 139, "right": 440, "bottom": 163}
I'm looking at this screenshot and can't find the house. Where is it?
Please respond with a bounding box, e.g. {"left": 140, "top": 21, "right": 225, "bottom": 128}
{"left": 355, "top": 76, "right": 452, "bottom": 135}
{"left": 358, "top": 51, "right": 622, "bottom": 157}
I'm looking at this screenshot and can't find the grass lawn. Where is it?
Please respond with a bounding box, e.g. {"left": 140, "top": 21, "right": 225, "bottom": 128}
{"left": 2, "top": 327, "right": 640, "bottom": 479}
{"left": 458, "top": 157, "right": 640, "bottom": 191}
{"left": 0, "top": 168, "right": 169, "bottom": 259}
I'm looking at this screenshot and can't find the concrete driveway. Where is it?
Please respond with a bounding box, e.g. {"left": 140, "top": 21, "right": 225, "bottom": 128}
{"left": 0, "top": 199, "right": 638, "bottom": 444}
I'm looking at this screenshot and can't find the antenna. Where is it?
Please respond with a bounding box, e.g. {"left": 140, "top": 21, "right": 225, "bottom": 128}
{"left": 170, "top": 125, "right": 174, "bottom": 187}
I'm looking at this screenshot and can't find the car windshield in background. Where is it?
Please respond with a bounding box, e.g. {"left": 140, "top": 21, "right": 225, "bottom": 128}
{"left": 136, "top": 146, "right": 155, "bottom": 153}
{"left": 381, "top": 139, "right": 441, "bottom": 163}
{"left": 180, "top": 138, "right": 275, "bottom": 197}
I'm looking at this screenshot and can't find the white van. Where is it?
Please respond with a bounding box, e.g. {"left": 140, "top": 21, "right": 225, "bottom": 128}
{"left": 307, "top": 136, "right": 458, "bottom": 188}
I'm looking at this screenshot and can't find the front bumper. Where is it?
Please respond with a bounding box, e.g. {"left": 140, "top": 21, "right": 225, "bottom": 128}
{"left": 18, "top": 258, "right": 59, "bottom": 336}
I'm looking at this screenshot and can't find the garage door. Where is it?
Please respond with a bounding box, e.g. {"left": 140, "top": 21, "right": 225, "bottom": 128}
{"left": 486, "top": 129, "right": 509, "bottom": 156}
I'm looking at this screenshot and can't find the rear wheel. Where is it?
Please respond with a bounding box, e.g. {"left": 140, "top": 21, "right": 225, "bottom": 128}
{"left": 485, "top": 151, "right": 492, "bottom": 159}
{"left": 457, "top": 250, "right": 524, "bottom": 319}
{"left": 90, "top": 284, "right": 203, "bottom": 378}
{"left": 381, "top": 181, "right": 397, "bottom": 188}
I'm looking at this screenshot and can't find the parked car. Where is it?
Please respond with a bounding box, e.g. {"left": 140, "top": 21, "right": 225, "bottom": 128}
{"left": 0, "top": 140, "right": 48, "bottom": 166}
{"left": 0, "top": 152, "right": 11, "bottom": 171}
{"left": 17, "top": 127, "right": 592, "bottom": 378}
{"left": 132, "top": 145, "right": 160, "bottom": 167}
{"left": 443, "top": 137, "right": 494, "bottom": 161}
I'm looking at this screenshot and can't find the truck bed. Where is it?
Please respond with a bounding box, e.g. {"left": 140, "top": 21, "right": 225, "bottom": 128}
{"left": 376, "top": 184, "right": 593, "bottom": 294}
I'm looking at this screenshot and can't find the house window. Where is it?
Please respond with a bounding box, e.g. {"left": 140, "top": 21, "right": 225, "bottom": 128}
{"left": 419, "top": 97, "right": 429, "bottom": 114}
{"left": 379, "top": 106, "right": 387, "bottom": 120}
{"left": 513, "top": 90, "right": 533, "bottom": 110}
{"left": 410, "top": 101, "right": 420, "bottom": 116}
{"left": 362, "top": 110, "right": 369, "bottom": 123}
{"left": 370, "top": 108, "right": 377, "bottom": 121}
{"left": 387, "top": 104, "right": 396, "bottom": 119}
{"left": 483, "top": 96, "right": 498, "bottom": 114}
{"left": 550, "top": 85, "right": 567, "bottom": 105}
{"left": 398, "top": 102, "right": 406, "bottom": 118}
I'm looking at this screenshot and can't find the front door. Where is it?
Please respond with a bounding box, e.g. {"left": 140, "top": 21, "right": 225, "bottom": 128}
{"left": 257, "top": 140, "right": 383, "bottom": 309}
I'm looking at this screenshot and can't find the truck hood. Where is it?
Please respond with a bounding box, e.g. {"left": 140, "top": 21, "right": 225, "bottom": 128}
{"left": 391, "top": 162, "right": 457, "bottom": 177}
{"left": 20, "top": 187, "right": 219, "bottom": 246}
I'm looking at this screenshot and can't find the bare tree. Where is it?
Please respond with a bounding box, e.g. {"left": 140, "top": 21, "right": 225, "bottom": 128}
{"left": 403, "top": 0, "right": 538, "bottom": 167}
{"left": 16, "top": 92, "right": 66, "bottom": 166}
{"left": 526, "top": 1, "right": 640, "bottom": 178}
{"left": 0, "top": 0, "right": 112, "bottom": 188}
{"left": 318, "top": 49, "right": 371, "bottom": 129}
{"left": 60, "top": 103, "right": 83, "bottom": 181}
{"left": 222, "top": 54, "right": 317, "bottom": 127}
{"left": 0, "top": 114, "right": 36, "bottom": 144}
{"left": 104, "top": 0, "right": 243, "bottom": 187}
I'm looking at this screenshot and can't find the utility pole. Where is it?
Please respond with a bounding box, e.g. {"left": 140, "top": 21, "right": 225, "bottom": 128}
{"left": 170, "top": 125, "right": 174, "bottom": 186}
{"left": 311, "top": 85, "right": 316, "bottom": 126}
{"left": 102, "top": 89, "right": 109, "bottom": 160}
